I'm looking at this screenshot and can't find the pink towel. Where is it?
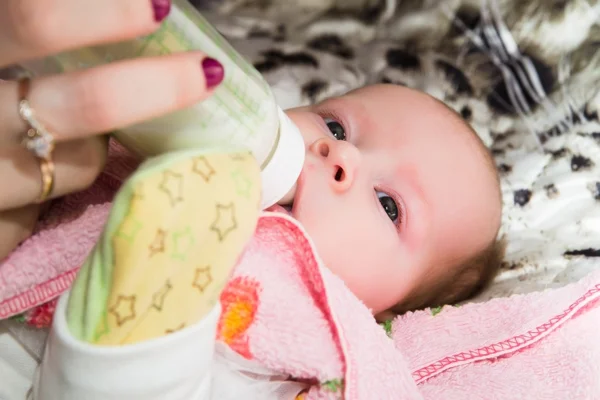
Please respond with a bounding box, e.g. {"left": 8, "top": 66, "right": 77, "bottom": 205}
{"left": 0, "top": 141, "right": 138, "bottom": 319}
{"left": 220, "top": 213, "right": 600, "bottom": 399}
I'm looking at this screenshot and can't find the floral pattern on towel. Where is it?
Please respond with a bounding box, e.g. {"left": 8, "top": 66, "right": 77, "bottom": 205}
{"left": 217, "top": 276, "right": 262, "bottom": 360}
{"left": 10, "top": 298, "right": 57, "bottom": 328}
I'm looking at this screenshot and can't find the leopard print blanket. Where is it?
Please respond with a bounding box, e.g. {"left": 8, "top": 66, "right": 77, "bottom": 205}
{"left": 196, "top": 0, "right": 600, "bottom": 301}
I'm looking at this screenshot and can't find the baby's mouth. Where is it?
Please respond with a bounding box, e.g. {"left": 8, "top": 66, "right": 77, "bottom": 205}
{"left": 266, "top": 202, "right": 293, "bottom": 216}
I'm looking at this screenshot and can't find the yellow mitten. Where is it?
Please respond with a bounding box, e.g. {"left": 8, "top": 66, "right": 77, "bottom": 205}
{"left": 66, "top": 149, "right": 261, "bottom": 345}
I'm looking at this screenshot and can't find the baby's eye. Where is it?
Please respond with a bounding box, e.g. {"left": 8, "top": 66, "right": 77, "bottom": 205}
{"left": 377, "top": 191, "right": 399, "bottom": 223}
{"left": 324, "top": 118, "right": 346, "bottom": 141}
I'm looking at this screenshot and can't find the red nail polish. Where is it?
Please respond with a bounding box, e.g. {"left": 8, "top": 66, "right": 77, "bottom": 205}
{"left": 202, "top": 58, "right": 224, "bottom": 89}
{"left": 151, "top": 0, "right": 171, "bottom": 22}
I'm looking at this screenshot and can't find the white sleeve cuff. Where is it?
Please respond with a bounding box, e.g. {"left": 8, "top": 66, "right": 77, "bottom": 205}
{"left": 33, "top": 291, "right": 219, "bottom": 400}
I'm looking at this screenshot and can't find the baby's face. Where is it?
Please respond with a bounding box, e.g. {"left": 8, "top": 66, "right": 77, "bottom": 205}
{"left": 277, "top": 85, "right": 501, "bottom": 314}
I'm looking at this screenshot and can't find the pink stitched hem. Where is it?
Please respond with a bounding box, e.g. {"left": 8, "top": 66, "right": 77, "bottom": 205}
{"left": 412, "top": 283, "right": 600, "bottom": 384}
{"left": 0, "top": 269, "right": 78, "bottom": 319}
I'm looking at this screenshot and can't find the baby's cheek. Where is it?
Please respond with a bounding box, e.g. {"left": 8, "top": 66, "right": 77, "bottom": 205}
{"left": 343, "top": 247, "right": 411, "bottom": 313}
{"left": 304, "top": 162, "right": 317, "bottom": 172}
{"left": 325, "top": 252, "right": 385, "bottom": 309}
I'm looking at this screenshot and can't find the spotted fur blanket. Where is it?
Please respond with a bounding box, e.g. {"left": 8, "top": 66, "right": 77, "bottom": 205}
{"left": 195, "top": 0, "right": 600, "bottom": 301}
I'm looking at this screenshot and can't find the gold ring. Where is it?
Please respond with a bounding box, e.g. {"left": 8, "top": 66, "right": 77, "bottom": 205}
{"left": 18, "top": 77, "right": 56, "bottom": 203}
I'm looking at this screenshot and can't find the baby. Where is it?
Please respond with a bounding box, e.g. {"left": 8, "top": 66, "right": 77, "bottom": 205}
{"left": 32, "top": 84, "right": 503, "bottom": 399}
{"left": 280, "top": 84, "right": 503, "bottom": 315}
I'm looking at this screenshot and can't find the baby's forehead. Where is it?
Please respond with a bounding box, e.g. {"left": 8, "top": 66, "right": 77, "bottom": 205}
{"left": 341, "top": 85, "right": 475, "bottom": 144}
{"left": 345, "top": 85, "right": 495, "bottom": 182}
{"left": 346, "top": 85, "right": 464, "bottom": 124}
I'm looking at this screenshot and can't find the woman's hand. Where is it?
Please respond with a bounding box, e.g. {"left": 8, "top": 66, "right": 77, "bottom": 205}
{"left": 0, "top": 0, "right": 224, "bottom": 259}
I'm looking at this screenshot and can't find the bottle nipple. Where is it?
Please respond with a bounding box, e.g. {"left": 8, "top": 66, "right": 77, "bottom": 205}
{"left": 259, "top": 108, "right": 304, "bottom": 209}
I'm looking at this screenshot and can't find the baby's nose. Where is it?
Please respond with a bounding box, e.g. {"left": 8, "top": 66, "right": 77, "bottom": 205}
{"left": 310, "top": 138, "right": 360, "bottom": 192}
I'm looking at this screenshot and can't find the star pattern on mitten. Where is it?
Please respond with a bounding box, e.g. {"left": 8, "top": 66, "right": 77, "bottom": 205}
{"left": 115, "top": 218, "right": 143, "bottom": 244}
{"left": 165, "top": 323, "right": 186, "bottom": 335}
{"left": 100, "top": 151, "right": 260, "bottom": 344}
{"left": 210, "top": 203, "right": 238, "bottom": 241}
{"left": 149, "top": 229, "right": 167, "bottom": 257}
{"left": 152, "top": 281, "right": 173, "bottom": 311}
{"left": 192, "top": 266, "right": 213, "bottom": 293}
{"left": 171, "top": 226, "right": 195, "bottom": 261}
{"left": 109, "top": 295, "right": 137, "bottom": 326}
{"left": 159, "top": 170, "right": 184, "bottom": 207}
{"left": 192, "top": 156, "right": 216, "bottom": 182}
{"left": 231, "top": 168, "right": 253, "bottom": 198}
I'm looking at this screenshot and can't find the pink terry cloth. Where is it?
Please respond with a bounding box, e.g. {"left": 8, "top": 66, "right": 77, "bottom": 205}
{"left": 221, "top": 214, "right": 600, "bottom": 399}
{"left": 0, "top": 140, "right": 138, "bottom": 319}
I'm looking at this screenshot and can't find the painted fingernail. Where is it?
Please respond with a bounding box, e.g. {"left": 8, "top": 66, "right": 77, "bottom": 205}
{"left": 202, "top": 58, "right": 224, "bottom": 89}
{"left": 151, "top": 0, "right": 171, "bottom": 22}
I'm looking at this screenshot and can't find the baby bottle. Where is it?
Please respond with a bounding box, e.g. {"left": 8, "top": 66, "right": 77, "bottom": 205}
{"left": 21, "top": 0, "right": 303, "bottom": 209}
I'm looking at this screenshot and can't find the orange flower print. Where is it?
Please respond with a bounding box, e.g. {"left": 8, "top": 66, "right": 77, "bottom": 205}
{"left": 217, "top": 276, "right": 261, "bottom": 359}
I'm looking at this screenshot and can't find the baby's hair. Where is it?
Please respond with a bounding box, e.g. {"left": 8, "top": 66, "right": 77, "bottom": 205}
{"left": 389, "top": 99, "right": 505, "bottom": 314}
{"left": 390, "top": 237, "right": 506, "bottom": 314}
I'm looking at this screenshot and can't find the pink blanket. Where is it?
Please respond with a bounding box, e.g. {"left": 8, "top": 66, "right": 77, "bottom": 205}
{"left": 0, "top": 141, "right": 138, "bottom": 318}
{"left": 2, "top": 142, "right": 600, "bottom": 399}
{"left": 224, "top": 214, "right": 600, "bottom": 399}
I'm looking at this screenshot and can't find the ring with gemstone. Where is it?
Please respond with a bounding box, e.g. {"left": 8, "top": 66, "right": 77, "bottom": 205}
{"left": 18, "top": 77, "right": 56, "bottom": 203}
